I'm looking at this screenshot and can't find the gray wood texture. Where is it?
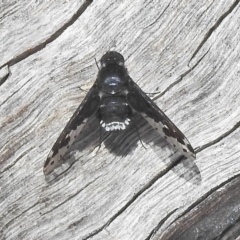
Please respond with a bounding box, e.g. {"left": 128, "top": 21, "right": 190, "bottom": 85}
{"left": 1, "top": 0, "right": 240, "bottom": 239}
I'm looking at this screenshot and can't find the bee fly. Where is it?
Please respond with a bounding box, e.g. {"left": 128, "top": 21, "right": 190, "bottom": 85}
{"left": 44, "top": 51, "right": 195, "bottom": 175}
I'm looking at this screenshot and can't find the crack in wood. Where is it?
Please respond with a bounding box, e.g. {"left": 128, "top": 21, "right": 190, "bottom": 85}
{"left": 0, "top": 65, "right": 10, "bottom": 86}
{"left": 190, "top": 0, "right": 240, "bottom": 62}
{"left": 1, "top": 0, "right": 93, "bottom": 69}
{"left": 82, "top": 158, "right": 182, "bottom": 240}
{"left": 1, "top": 78, "right": 33, "bottom": 106}
{"left": 144, "top": 209, "right": 178, "bottom": 240}
{"left": 0, "top": 147, "right": 34, "bottom": 174}
{"left": 152, "top": 49, "right": 209, "bottom": 102}
{"left": 196, "top": 119, "right": 240, "bottom": 153}
{"left": 143, "top": 0, "right": 172, "bottom": 30}
{"left": 3, "top": 201, "right": 39, "bottom": 231}
{"left": 42, "top": 175, "right": 102, "bottom": 216}
{"left": 172, "top": 173, "right": 240, "bottom": 225}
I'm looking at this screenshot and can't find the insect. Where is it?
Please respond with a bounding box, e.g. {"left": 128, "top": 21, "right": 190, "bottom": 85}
{"left": 44, "top": 51, "right": 195, "bottom": 175}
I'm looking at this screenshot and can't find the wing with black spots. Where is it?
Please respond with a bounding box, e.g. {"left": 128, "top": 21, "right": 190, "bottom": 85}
{"left": 126, "top": 79, "right": 196, "bottom": 160}
{"left": 44, "top": 85, "right": 101, "bottom": 175}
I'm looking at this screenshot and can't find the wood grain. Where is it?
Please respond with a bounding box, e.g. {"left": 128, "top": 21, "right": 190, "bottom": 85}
{"left": 1, "top": 0, "right": 240, "bottom": 239}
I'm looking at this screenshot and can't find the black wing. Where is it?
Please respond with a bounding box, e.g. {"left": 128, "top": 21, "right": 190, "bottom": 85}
{"left": 126, "top": 79, "right": 196, "bottom": 160}
{"left": 44, "top": 85, "right": 101, "bottom": 175}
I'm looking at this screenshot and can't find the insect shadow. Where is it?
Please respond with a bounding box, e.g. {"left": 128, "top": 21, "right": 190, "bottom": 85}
{"left": 137, "top": 119, "right": 201, "bottom": 185}
{"left": 52, "top": 113, "right": 201, "bottom": 185}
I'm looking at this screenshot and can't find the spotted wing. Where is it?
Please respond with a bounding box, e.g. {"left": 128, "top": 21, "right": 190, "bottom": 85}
{"left": 44, "top": 85, "right": 101, "bottom": 175}
{"left": 126, "top": 79, "right": 196, "bottom": 160}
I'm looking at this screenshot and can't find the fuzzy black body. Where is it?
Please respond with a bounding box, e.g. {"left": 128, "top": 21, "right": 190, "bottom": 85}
{"left": 44, "top": 51, "right": 195, "bottom": 175}
{"left": 96, "top": 53, "right": 132, "bottom": 131}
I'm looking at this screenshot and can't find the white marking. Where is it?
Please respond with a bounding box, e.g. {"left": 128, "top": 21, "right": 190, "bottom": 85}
{"left": 69, "top": 124, "right": 85, "bottom": 145}
{"left": 101, "top": 120, "right": 129, "bottom": 131}
{"left": 125, "top": 118, "right": 130, "bottom": 125}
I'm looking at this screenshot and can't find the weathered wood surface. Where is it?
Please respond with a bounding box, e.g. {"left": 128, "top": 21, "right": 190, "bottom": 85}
{"left": 1, "top": 0, "right": 240, "bottom": 239}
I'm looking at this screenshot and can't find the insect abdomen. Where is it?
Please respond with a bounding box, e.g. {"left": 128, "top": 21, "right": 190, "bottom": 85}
{"left": 99, "top": 96, "right": 132, "bottom": 131}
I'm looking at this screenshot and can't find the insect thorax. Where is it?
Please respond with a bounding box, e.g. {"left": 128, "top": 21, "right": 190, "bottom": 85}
{"left": 97, "top": 65, "right": 128, "bottom": 95}
{"left": 99, "top": 97, "right": 132, "bottom": 131}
